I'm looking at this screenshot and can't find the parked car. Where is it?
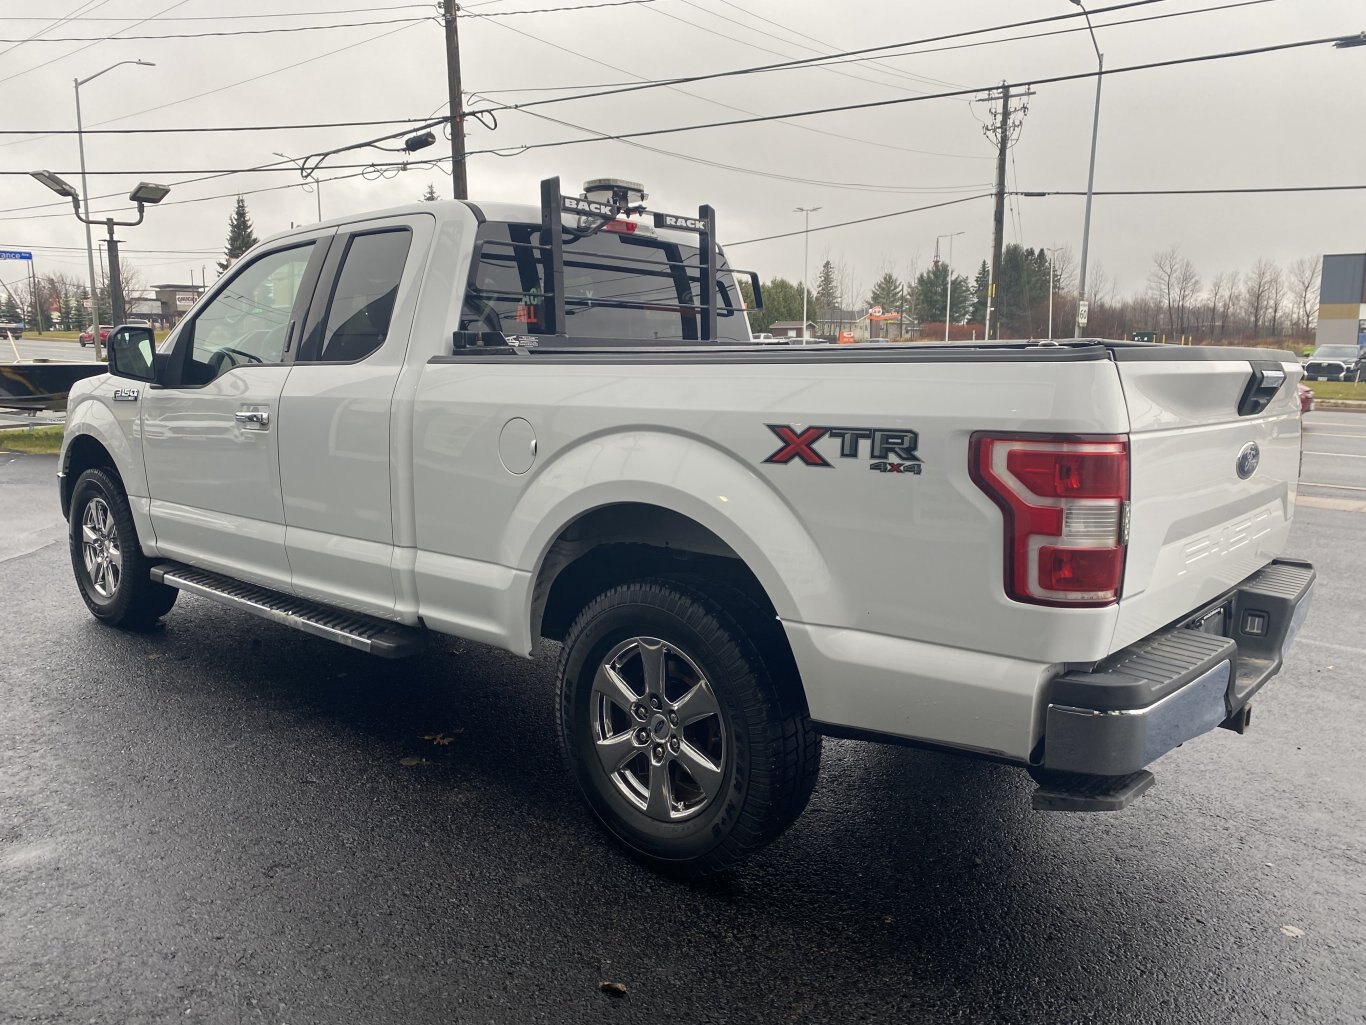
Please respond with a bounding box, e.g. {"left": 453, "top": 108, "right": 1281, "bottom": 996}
{"left": 58, "top": 176, "right": 1315, "bottom": 874}
{"left": 78, "top": 325, "right": 113, "bottom": 347}
{"left": 1302, "top": 343, "right": 1366, "bottom": 382}
{"left": 1298, "top": 383, "right": 1315, "bottom": 413}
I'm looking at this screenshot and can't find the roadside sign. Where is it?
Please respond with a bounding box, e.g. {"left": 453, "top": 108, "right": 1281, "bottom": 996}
{"left": 1077, "top": 300, "right": 1089, "bottom": 328}
{"left": 868, "top": 305, "right": 883, "bottom": 317}
{"left": 175, "top": 293, "right": 198, "bottom": 308}
{"left": 0, "top": 250, "right": 33, "bottom": 260}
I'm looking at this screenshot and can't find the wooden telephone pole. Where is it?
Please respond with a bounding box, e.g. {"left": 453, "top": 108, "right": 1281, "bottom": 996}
{"left": 443, "top": 0, "right": 468, "bottom": 200}
{"left": 977, "top": 82, "right": 1033, "bottom": 339}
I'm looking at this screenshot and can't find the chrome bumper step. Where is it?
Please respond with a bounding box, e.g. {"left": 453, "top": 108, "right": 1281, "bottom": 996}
{"left": 150, "top": 562, "right": 424, "bottom": 658}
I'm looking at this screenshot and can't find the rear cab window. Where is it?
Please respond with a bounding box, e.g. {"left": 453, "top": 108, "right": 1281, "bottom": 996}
{"left": 300, "top": 228, "right": 412, "bottom": 363}
{"left": 460, "top": 222, "right": 747, "bottom": 342}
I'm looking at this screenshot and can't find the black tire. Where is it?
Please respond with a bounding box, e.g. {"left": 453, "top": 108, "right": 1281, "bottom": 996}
{"left": 557, "top": 578, "right": 820, "bottom": 876}
{"left": 68, "top": 467, "right": 178, "bottom": 629}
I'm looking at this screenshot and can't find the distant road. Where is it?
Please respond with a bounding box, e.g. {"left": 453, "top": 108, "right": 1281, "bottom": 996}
{"left": 0, "top": 336, "right": 103, "bottom": 363}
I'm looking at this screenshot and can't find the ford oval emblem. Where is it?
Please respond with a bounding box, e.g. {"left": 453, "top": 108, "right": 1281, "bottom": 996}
{"left": 1236, "top": 441, "right": 1261, "bottom": 480}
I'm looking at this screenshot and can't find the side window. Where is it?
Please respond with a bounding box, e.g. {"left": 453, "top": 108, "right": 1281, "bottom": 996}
{"left": 186, "top": 244, "right": 314, "bottom": 385}
{"left": 310, "top": 229, "right": 411, "bottom": 363}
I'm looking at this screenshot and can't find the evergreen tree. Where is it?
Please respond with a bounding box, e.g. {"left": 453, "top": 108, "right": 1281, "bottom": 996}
{"left": 814, "top": 260, "right": 840, "bottom": 320}
{"left": 970, "top": 261, "right": 990, "bottom": 325}
{"left": 422, "top": 184, "right": 439, "bottom": 202}
{"left": 217, "top": 196, "right": 260, "bottom": 272}
{"left": 911, "top": 263, "right": 972, "bottom": 325}
{"left": 0, "top": 291, "right": 21, "bottom": 323}
{"left": 996, "top": 244, "right": 1053, "bottom": 336}
{"left": 868, "top": 272, "right": 905, "bottom": 314}
{"left": 740, "top": 277, "right": 814, "bottom": 334}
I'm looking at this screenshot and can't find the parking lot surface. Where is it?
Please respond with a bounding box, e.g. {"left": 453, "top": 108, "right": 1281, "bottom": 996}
{"left": 1, "top": 413, "right": 1364, "bottom": 1024}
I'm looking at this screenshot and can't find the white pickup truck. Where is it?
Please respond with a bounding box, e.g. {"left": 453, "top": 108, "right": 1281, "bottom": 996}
{"left": 60, "top": 177, "right": 1314, "bottom": 874}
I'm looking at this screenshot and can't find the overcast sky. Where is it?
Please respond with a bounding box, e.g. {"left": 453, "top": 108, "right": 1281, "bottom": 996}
{"left": 1, "top": 0, "right": 1363, "bottom": 305}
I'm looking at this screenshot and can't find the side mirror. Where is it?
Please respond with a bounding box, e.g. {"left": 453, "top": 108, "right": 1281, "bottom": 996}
{"left": 107, "top": 324, "right": 157, "bottom": 383}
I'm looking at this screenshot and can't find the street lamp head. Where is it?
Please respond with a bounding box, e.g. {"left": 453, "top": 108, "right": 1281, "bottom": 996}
{"left": 134, "top": 59, "right": 156, "bottom": 66}
{"left": 30, "top": 170, "right": 79, "bottom": 198}
{"left": 1334, "top": 32, "right": 1366, "bottom": 49}
{"left": 128, "top": 182, "right": 171, "bottom": 205}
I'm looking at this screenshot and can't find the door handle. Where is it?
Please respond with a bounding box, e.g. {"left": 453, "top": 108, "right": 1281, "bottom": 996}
{"left": 234, "top": 408, "right": 271, "bottom": 429}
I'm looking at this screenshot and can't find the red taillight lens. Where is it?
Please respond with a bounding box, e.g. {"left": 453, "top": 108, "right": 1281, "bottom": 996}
{"left": 1006, "top": 448, "right": 1126, "bottom": 499}
{"left": 971, "top": 434, "right": 1129, "bottom": 607}
{"left": 1037, "top": 545, "right": 1125, "bottom": 593}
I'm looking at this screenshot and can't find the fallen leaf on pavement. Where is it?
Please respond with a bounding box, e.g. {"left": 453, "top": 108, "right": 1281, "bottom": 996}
{"left": 399, "top": 756, "right": 431, "bottom": 766}
{"left": 599, "top": 982, "right": 628, "bottom": 997}
{"left": 421, "top": 733, "right": 457, "bottom": 746}
{"left": 1280, "top": 924, "right": 1305, "bottom": 938}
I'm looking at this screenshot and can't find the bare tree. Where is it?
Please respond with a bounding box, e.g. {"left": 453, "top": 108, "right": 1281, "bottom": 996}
{"left": 1220, "top": 271, "right": 1240, "bottom": 338}
{"left": 1289, "top": 255, "right": 1321, "bottom": 337}
{"left": 1266, "top": 264, "right": 1286, "bottom": 338}
{"left": 1148, "top": 246, "right": 1201, "bottom": 339}
{"left": 1205, "top": 273, "right": 1227, "bottom": 340}
{"left": 1243, "top": 259, "right": 1276, "bottom": 337}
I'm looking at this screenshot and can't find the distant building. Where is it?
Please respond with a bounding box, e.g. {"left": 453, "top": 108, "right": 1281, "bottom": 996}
{"left": 767, "top": 320, "right": 818, "bottom": 339}
{"left": 151, "top": 283, "right": 206, "bottom": 326}
{"left": 1316, "top": 254, "right": 1366, "bottom": 348}
{"left": 817, "top": 308, "right": 869, "bottom": 342}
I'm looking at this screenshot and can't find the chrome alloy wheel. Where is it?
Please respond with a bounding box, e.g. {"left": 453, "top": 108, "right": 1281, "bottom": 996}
{"left": 591, "top": 636, "right": 728, "bottom": 822}
{"left": 80, "top": 496, "right": 122, "bottom": 600}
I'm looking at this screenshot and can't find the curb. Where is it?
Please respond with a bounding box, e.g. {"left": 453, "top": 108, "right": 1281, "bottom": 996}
{"left": 1315, "top": 400, "right": 1366, "bottom": 412}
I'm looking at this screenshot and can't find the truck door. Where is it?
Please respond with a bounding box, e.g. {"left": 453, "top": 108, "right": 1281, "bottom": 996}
{"left": 277, "top": 215, "right": 429, "bottom": 619}
{"left": 140, "top": 235, "right": 333, "bottom": 592}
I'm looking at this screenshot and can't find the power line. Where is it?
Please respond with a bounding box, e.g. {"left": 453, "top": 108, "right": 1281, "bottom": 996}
{"left": 0, "top": 5, "right": 431, "bottom": 21}
{"left": 474, "top": 15, "right": 989, "bottom": 160}
{"left": 511, "top": 105, "right": 994, "bottom": 194}
{"left": 725, "top": 195, "right": 995, "bottom": 247}
{"left": 1017, "top": 185, "right": 1366, "bottom": 196}
{"left": 803, "top": 0, "right": 1279, "bottom": 72}
{"left": 0, "top": 117, "right": 442, "bottom": 136}
{"left": 0, "top": 0, "right": 113, "bottom": 60}
{"left": 469, "top": 0, "right": 1179, "bottom": 114}
{"left": 0, "top": 15, "right": 434, "bottom": 42}
{"left": 465, "top": 33, "right": 1361, "bottom": 158}
{"left": 463, "top": 0, "right": 662, "bottom": 15}
{"left": 0, "top": 0, "right": 191, "bottom": 88}
{"left": 701, "top": 0, "right": 963, "bottom": 90}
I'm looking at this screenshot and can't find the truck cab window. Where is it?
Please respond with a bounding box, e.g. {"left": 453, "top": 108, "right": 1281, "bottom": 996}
{"left": 185, "top": 243, "right": 315, "bottom": 385}
{"left": 311, "top": 229, "right": 412, "bottom": 363}
{"left": 461, "top": 222, "right": 745, "bottom": 341}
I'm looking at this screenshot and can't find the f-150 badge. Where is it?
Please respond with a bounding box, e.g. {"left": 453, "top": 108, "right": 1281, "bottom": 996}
{"left": 112, "top": 388, "right": 140, "bottom": 402}
{"left": 762, "top": 424, "right": 922, "bottom": 475}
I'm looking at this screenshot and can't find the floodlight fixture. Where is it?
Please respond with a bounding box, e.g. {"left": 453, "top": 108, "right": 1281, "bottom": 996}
{"left": 30, "top": 170, "right": 79, "bottom": 199}
{"left": 128, "top": 182, "right": 171, "bottom": 205}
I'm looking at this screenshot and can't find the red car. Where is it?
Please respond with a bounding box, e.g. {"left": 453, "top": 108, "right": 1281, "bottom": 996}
{"left": 1298, "top": 383, "right": 1314, "bottom": 414}
{"left": 78, "top": 325, "right": 113, "bottom": 347}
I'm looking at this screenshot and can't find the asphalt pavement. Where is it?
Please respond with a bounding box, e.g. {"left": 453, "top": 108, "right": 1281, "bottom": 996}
{"left": 2, "top": 415, "right": 1364, "bottom": 1024}
{"left": 0, "top": 335, "right": 101, "bottom": 365}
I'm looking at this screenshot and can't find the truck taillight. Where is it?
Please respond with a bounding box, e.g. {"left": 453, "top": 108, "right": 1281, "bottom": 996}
{"left": 970, "top": 434, "right": 1129, "bottom": 607}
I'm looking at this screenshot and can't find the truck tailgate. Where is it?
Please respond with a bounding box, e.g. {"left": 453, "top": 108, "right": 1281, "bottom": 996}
{"left": 1111, "top": 353, "right": 1302, "bottom": 651}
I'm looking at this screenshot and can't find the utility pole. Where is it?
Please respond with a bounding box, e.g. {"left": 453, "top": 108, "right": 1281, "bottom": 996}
{"left": 977, "top": 81, "right": 1033, "bottom": 340}
{"left": 28, "top": 259, "right": 42, "bottom": 334}
{"left": 443, "top": 0, "right": 468, "bottom": 200}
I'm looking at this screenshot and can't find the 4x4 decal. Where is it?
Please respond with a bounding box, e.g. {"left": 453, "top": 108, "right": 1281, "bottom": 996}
{"left": 762, "top": 424, "right": 923, "bottom": 475}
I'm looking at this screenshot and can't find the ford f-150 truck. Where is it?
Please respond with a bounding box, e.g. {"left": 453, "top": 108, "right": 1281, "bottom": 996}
{"left": 59, "top": 177, "right": 1314, "bottom": 874}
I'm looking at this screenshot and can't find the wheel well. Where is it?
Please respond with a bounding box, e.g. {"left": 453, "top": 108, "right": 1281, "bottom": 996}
{"left": 534, "top": 504, "right": 808, "bottom": 713}
{"left": 61, "top": 434, "right": 119, "bottom": 518}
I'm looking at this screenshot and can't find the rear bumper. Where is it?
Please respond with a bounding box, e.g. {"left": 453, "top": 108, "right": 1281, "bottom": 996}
{"left": 1039, "top": 558, "right": 1315, "bottom": 776}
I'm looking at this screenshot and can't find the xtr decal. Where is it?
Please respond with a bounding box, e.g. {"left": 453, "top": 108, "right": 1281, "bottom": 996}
{"left": 762, "top": 424, "right": 923, "bottom": 475}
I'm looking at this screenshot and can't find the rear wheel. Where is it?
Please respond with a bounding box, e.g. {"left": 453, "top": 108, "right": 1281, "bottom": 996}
{"left": 557, "top": 578, "right": 820, "bottom": 875}
{"left": 69, "top": 468, "right": 177, "bottom": 629}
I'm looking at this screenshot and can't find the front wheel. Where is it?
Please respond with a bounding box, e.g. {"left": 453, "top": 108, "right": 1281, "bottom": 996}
{"left": 69, "top": 468, "right": 178, "bottom": 629}
{"left": 558, "top": 579, "right": 820, "bottom": 875}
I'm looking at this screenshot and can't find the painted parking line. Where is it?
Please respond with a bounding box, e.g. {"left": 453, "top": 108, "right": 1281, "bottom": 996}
{"left": 1301, "top": 432, "right": 1366, "bottom": 440}
{"left": 1297, "top": 495, "right": 1366, "bottom": 512}
{"left": 1300, "top": 481, "right": 1366, "bottom": 492}
{"left": 1304, "top": 450, "right": 1366, "bottom": 458}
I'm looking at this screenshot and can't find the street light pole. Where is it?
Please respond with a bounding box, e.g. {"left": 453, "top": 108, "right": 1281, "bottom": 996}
{"left": 795, "top": 206, "right": 820, "bottom": 341}
{"left": 1071, "top": 0, "right": 1102, "bottom": 338}
{"left": 1046, "top": 245, "right": 1065, "bottom": 340}
{"left": 936, "top": 231, "right": 964, "bottom": 343}
{"left": 75, "top": 59, "right": 153, "bottom": 360}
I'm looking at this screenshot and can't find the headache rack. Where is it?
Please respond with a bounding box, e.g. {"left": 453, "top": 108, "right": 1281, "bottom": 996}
{"left": 452, "top": 175, "right": 763, "bottom": 351}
